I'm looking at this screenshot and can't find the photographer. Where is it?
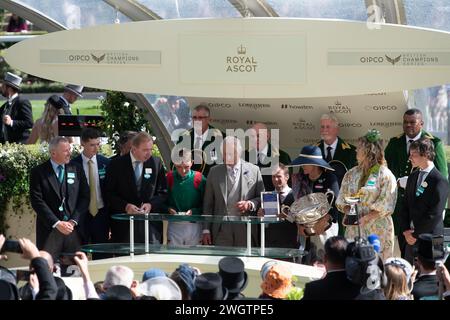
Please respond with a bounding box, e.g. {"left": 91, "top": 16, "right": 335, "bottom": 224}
{"left": 0, "top": 235, "right": 57, "bottom": 300}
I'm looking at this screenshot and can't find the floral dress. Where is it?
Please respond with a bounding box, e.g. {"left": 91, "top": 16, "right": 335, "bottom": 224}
{"left": 336, "top": 165, "right": 397, "bottom": 260}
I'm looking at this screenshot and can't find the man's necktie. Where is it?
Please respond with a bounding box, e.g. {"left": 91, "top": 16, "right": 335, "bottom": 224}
{"left": 408, "top": 139, "right": 414, "bottom": 154}
{"left": 134, "top": 161, "right": 142, "bottom": 187}
{"left": 416, "top": 170, "right": 426, "bottom": 191}
{"left": 325, "top": 146, "right": 333, "bottom": 162}
{"left": 57, "top": 165, "right": 64, "bottom": 184}
{"left": 88, "top": 160, "right": 98, "bottom": 217}
{"left": 194, "top": 136, "right": 202, "bottom": 149}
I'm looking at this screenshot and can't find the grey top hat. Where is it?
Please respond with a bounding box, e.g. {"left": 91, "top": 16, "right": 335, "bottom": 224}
{"left": 64, "top": 84, "right": 84, "bottom": 97}
{"left": 3, "top": 72, "right": 22, "bottom": 90}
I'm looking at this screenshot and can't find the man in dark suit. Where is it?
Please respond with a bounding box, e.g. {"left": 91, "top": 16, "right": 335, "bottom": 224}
{"left": 175, "top": 104, "right": 224, "bottom": 177}
{"left": 202, "top": 136, "right": 265, "bottom": 247}
{"left": 104, "top": 132, "right": 168, "bottom": 244}
{"left": 302, "top": 236, "right": 361, "bottom": 300}
{"left": 315, "top": 113, "right": 357, "bottom": 183}
{"left": 71, "top": 128, "right": 110, "bottom": 258}
{"left": 0, "top": 72, "right": 33, "bottom": 144}
{"left": 386, "top": 108, "right": 448, "bottom": 258}
{"left": 60, "top": 84, "right": 83, "bottom": 115}
{"left": 412, "top": 234, "right": 440, "bottom": 300}
{"left": 245, "top": 122, "right": 291, "bottom": 190}
{"left": 258, "top": 164, "right": 297, "bottom": 248}
{"left": 30, "top": 136, "right": 89, "bottom": 261}
{"left": 399, "top": 138, "right": 449, "bottom": 263}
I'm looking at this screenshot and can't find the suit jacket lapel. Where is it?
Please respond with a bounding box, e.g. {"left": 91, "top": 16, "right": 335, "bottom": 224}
{"left": 219, "top": 165, "right": 227, "bottom": 204}
{"left": 240, "top": 163, "right": 247, "bottom": 199}
{"left": 65, "top": 164, "right": 77, "bottom": 213}
{"left": 46, "top": 161, "right": 62, "bottom": 201}
{"left": 141, "top": 157, "right": 155, "bottom": 198}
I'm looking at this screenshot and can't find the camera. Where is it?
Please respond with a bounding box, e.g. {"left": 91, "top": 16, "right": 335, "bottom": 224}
{"left": 15, "top": 270, "right": 32, "bottom": 282}
{"left": 0, "top": 240, "right": 22, "bottom": 254}
{"left": 59, "top": 253, "right": 77, "bottom": 266}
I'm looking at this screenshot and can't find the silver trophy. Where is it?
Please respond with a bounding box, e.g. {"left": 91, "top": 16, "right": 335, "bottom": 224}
{"left": 281, "top": 190, "right": 334, "bottom": 236}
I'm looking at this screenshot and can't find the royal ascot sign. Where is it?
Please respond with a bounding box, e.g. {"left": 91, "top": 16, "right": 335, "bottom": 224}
{"left": 5, "top": 18, "right": 450, "bottom": 98}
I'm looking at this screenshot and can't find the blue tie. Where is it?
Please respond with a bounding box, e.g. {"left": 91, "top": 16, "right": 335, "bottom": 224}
{"left": 57, "top": 165, "right": 64, "bottom": 184}
{"left": 134, "top": 161, "right": 142, "bottom": 186}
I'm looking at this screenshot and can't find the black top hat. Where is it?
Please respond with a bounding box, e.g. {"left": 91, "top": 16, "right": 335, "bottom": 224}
{"left": 192, "top": 273, "right": 228, "bottom": 300}
{"left": 290, "top": 145, "right": 334, "bottom": 170}
{"left": 104, "top": 285, "right": 133, "bottom": 300}
{"left": 218, "top": 257, "right": 248, "bottom": 294}
{"left": 47, "top": 94, "right": 64, "bottom": 110}
{"left": 415, "top": 233, "right": 441, "bottom": 262}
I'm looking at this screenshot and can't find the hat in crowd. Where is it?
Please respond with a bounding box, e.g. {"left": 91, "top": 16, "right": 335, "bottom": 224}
{"left": 289, "top": 145, "right": 334, "bottom": 171}
{"left": 218, "top": 257, "right": 248, "bottom": 294}
{"left": 192, "top": 272, "right": 228, "bottom": 300}
{"left": 47, "top": 94, "right": 65, "bottom": 110}
{"left": 260, "top": 263, "right": 293, "bottom": 299}
{"left": 64, "top": 84, "right": 83, "bottom": 97}
{"left": 415, "top": 233, "right": 441, "bottom": 262}
{"left": 0, "top": 267, "right": 19, "bottom": 300}
{"left": 385, "top": 257, "right": 413, "bottom": 284}
{"left": 3, "top": 72, "right": 22, "bottom": 90}
{"left": 173, "top": 264, "right": 198, "bottom": 296}
{"left": 104, "top": 285, "right": 133, "bottom": 300}
{"left": 142, "top": 268, "right": 166, "bottom": 282}
{"left": 138, "top": 276, "right": 182, "bottom": 300}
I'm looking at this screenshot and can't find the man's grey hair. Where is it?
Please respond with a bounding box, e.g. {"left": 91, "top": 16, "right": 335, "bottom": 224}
{"left": 320, "top": 113, "right": 339, "bottom": 126}
{"left": 193, "top": 104, "right": 210, "bottom": 117}
{"left": 49, "top": 136, "right": 70, "bottom": 153}
{"left": 221, "top": 136, "right": 243, "bottom": 156}
{"left": 103, "top": 265, "right": 134, "bottom": 289}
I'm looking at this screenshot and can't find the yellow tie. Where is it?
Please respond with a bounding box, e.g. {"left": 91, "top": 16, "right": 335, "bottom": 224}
{"left": 88, "top": 159, "right": 98, "bottom": 217}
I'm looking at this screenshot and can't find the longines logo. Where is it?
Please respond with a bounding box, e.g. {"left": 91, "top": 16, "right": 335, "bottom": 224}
{"left": 364, "top": 105, "right": 398, "bottom": 111}
{"left": 281, "top": 104, "right": 313, "bottom": 110}
{"left": 292, "top": 118, "right": 315, "bottom": 130}
{"left": 339, "top": 122, "right": 362, "bottom": 128}
{"left": 212, "top": 118, "right": 238, "bottom": 125}
{"left": 226, "top": 45, "right": 258, "bottom": 73}
{"left": 246, "top": 120, "right": 277, "bottom": 126}
{"left": 238, "top": 103, "right": 270, "bottom": 110}
{"left": 328, "top": 101, "right": 351, "bottom": 114}
{"left": 295, "top": 138, "right": 318, "bottom": 144}
{"left": 206, "top": 102, "right": 232, "bottom": 108}
{"left": 370, "top": 121, "right": 402, "bottom": 128}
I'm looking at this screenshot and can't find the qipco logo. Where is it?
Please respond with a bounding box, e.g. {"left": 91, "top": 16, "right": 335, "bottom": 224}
{"left": 68, "top": 55, "right": 90, "bottom": 62}
{"left": 364, "top": 105, "right": 397, "bottom": 111}
{"left": 360, "top": 56, "right": 384, "bottom": 64}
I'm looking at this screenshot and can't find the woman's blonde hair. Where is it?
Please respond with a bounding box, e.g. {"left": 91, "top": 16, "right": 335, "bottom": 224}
{"left": 39, "top": 99, "right": 64, "bottom": 142}
{"left": 357, "top": 135, "right": 385, "bottom": 171}
{"left": 384, "top": 264, "right": 413, "bottom": 300}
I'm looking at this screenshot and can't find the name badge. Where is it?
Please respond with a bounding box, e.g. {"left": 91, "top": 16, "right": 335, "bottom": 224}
{"left": 366, "top": 177, "right": 376, "bottom": 187}
{"left": 67, "top": 172, "right": 75, "bottom": 178}
{"left": 58, "top": 205, "right": 64, "bottom": 212}
{"left": 67, "top": 178, "right": 75, "bottom": 184}
{"left": 145, "top": 168, "right": 152, "bottom": 174}
{"left": 99, "top": 168, "right": 106, "bottom": 179}
{"left": 144, "top": 174, "right": 151, "bottom": 179}
{"left": 315, "top": 185, "right": 324, "bottom": 189}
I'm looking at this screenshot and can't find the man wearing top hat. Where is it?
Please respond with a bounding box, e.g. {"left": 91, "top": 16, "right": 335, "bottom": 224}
{"left": 0, "top": 72, "right": 33, "bottom": 144}
{"left": 60, "top": 84, "right": 83, "bottom": 115}
{"left": 411, "top": 233, "right": 440, "bottom": 300}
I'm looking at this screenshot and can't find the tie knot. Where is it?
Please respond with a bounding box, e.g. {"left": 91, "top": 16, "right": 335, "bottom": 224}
{"left": 88, "top": 159, "right": 94, "bottom": 164}
{"left": 327, "top": 146, "right": 332, "bottom": 151}
{"left": 58, "top": 165, "right": 63, "bottom": 171}
{"left": 409, "top": 139, "right": 414, "bottom": 144}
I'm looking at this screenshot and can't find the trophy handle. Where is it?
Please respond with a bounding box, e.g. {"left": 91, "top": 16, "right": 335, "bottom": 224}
{"left": 281, "top": 204, "right": 290, "bottom": 216}
{"left": 325, "top": 189, "right": 335, "bottom": 205}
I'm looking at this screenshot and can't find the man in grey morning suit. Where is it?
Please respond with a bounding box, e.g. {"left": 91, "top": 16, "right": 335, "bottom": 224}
{"left": 202, "top": 136, "right": 265, "bottom": 247}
